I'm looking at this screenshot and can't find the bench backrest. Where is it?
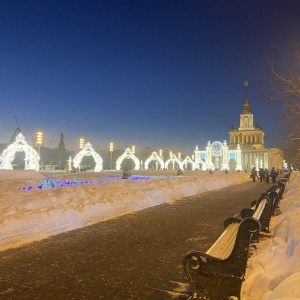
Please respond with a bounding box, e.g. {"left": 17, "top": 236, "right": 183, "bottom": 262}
{"left": 252, "top": 198, "right": 267, "bottom": 219}
{"left": 206, "top": 222, "right": 239, "bottom": 259}
{"left": 206, "top": 216, "right": 261, "bottom": 261}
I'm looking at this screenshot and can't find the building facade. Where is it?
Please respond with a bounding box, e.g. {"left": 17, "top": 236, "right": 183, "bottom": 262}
{"left": 194, "top": 83, "right": 284, "bottom": 171}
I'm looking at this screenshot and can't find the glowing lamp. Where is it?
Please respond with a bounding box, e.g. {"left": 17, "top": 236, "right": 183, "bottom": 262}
{"left": 109, "top": 142, "right": 114, "bottom": 152}
{"left": 132, "top": 145, "right": 136, "bottom": 154}
{"left": 79, "top": 138, "right": 85, "bottom": 149}
{"left": 36, "top": 130, "right": 43, "bottom": 145}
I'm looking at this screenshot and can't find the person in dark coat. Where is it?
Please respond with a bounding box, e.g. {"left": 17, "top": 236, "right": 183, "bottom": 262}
{"left": 251, "top": 167, "right": 257, "bottom": 182}
{"left": 259, "top": 168, "right": 265, "bottom": 183}
{"left": 122, "top": 169, "right": 131, "bottom": 179}
{"left": 270, "top": 167, "right": 278, "bottom": 184}
{"left": 265, "top": 168, "right": 270, "bottom": 183}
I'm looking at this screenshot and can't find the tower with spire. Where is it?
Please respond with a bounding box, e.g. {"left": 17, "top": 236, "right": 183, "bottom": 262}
{"left": 229, "top": 81, "right": 264, "bottom": 150}
{"left": 239, "top": 80, "right": 254, "bottom": 130}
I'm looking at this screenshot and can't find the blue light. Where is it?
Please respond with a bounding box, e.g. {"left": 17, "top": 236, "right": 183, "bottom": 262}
{"left": 17, "top": 174, "right": 176, "bottom": 191}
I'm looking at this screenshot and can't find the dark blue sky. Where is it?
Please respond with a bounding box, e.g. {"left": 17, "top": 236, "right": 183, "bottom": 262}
{"left": 1, "top": 0, "right": 299, "bottom": 155}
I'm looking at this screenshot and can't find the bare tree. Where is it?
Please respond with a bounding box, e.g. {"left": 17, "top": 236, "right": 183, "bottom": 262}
{"left": 267, "top": 53, "right": 300, "bottom": 168}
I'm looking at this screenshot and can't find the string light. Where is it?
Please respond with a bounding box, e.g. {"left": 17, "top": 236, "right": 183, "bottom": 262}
{"left": 18, "top": 175, "right": 177, "bottom": 191}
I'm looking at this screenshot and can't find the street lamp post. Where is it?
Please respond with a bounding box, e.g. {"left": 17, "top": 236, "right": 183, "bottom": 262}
{"left": 79, "top": 137, "right": 85, "bottom": 149}
{"left": 110, "top": 142, "right": 114, "bottom": 170}
{"left": 35, "top": 130, "right": 43, "bottom": 155}
{"left": 78, "top": 137, "right": 85, "bottom": 172}
{"left": 131, "top": 145, "right": 135, "bottom": 154}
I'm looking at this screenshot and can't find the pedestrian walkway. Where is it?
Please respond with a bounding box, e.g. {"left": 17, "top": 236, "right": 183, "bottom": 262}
{"left": 0, "top": 182, "right": 268, "bottom": 300}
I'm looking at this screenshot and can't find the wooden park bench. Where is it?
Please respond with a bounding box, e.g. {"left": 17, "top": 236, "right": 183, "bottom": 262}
{"left": 266, "top": 176, "right": 289, "bottom": 214}
{"left": 183, "top": 216, "right": 261, "bottom": 300}
{"left": 240, "top": 194, "right": 273, "bottom": 242}
{"left": 264, "top": 187, "right": 282, "bottom": 215}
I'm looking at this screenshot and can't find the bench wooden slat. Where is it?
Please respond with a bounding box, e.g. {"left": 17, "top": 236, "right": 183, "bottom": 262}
{"left": 207, "top": 223, "right": 239, "bottom": 259}
{"left": 252, "top": 198, "right": 267, "bottom": 220}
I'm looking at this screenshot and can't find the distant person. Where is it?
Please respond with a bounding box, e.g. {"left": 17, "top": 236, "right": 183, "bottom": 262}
{"left": 251, "top": 167, "right": 257, "bottom": 182}
{"left": 177, "top": 169, "right": 183, "bottom": 176}
{"left": 270, "top": 167, "right": 278, "bottom": 184}
{"left": 122, "top": 169, "right": 131, "bottom": 179}
{"left": 259, "top": 168, "right": 265, "bottom": 183}
{"left": 265, "top": 168, "right": 270, "bottom": 183}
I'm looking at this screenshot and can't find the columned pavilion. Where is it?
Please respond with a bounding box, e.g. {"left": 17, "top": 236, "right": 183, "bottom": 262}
{"left": 228, "top": 81, "right": 283, "bottom": 171}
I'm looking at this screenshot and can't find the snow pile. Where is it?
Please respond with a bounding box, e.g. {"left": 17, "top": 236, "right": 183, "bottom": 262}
{"left": 0, "top": 170, "right": 249, "bottom": 251}
{"left": 242, "top": 171, "right": 300, "bottom": 300}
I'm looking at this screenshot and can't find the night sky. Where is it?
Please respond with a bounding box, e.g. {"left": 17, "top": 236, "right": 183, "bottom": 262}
{"left": 1, "top": 0, "right": 300, "bottom": 155}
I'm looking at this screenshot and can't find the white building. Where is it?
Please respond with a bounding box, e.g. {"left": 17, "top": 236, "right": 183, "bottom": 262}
{"left": 195, "top": 83, "right": 284, "bottom": 171}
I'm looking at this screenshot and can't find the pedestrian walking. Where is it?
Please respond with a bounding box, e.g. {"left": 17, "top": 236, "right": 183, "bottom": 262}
{"left": 251, "top": 167, "right": 257, "bottom": 182}
{"left": 265, "top": 168, "right": 270, "bottom": 183}
{"left": 270, "top": 167, "right": 277, "bottom": 184}
{"left": 259, "top": 168, "right": 265, "bottom": 183}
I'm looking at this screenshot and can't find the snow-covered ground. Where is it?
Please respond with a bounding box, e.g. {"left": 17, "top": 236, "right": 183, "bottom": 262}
{"left": 242, "top": 171, "right": 300, "bottom": 300}
{"left": 0, "top": 169, "right": 249, "bottom": 251}
{"left": 0, "top": 169, "right": 299, "bottom": 299}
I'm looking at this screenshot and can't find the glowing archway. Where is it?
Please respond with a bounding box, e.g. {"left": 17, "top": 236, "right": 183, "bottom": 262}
{"left": 73, "top": 142, "right": 103, "bottom": 172}
{"left": 165, "top": 154, "right": 183, "bottom": 170}
{"left": 0, "top": 133, "right": 40, "bottom": 171}
{"left": 144, "top": 151, "right": 164, "bottom": 170}
{"left": 116, "top": 148, "right": 140, "bottom": 171}
{"left": 203, "top": 161, "right": 215, "bottom": 171}
{"left": 182, "top": 156, "right": 198, "bottom": 170}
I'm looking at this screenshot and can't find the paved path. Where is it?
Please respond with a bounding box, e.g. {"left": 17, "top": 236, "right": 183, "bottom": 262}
{"left": 0, "top": 181, "right": 269, "bottom": 300}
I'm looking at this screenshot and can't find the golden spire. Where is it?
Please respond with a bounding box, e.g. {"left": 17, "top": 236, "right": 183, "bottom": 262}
{"left": 242, "top": 80, "right": 250, "bottom": 113}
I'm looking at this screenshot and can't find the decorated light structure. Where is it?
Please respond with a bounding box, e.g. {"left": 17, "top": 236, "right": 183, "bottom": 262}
{"left": 0, "top": 133, "right": 40, "bottom": 171}
{"left": 165, "top": 153, "right": 183, "bottom": 170}
{"left": 182, "top": 156, "right": 198, "bottom": 170}
{"left": 116, "top": 148, "right": 140, "bottom": 171}
{"left": 73, "top": 142, "right": 103, "bottom": 172}
{"left": 144, "top": 151, "right": 165, "bottom": 170}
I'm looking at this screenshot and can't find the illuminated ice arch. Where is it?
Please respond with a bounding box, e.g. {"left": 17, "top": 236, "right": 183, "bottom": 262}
{"left": 144, "top": 151, "right": 164, "bottom": 170}
{"left": 73, "top": 142, "right": 103, "bottom": 172}
{"left": 116, "top": 147, "right": 140, "bottom": 171}
{"left": 0, "top": 133, "right": 40, "bottom": 171}
{"left": 181, "top": 156, "right": 199, "bottom": 171}
{"left": 165, "top": 154, "right": 183, "bottom": 170}
{"left": 202, "top": 161, "right": 215, "bottom": 171}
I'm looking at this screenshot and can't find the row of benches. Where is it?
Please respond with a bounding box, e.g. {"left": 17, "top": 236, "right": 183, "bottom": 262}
{"left": 183, "top": 173, "right": 291, "bottom": 300}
